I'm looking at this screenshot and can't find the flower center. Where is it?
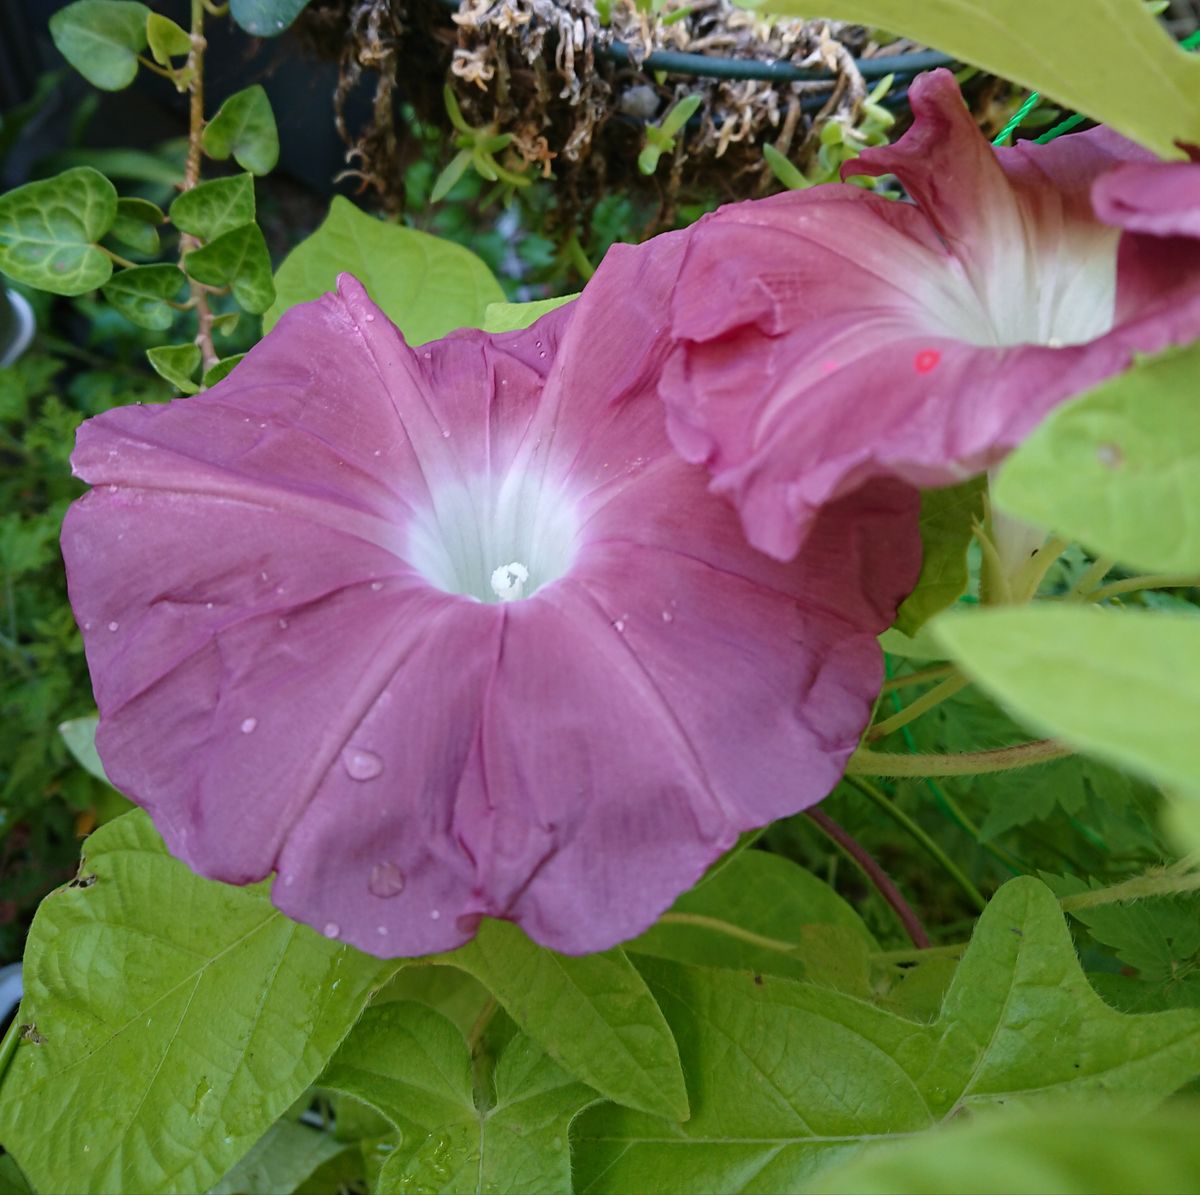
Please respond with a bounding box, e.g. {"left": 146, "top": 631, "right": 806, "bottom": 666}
{"left": 405, "top": 470, "right": 579, "bottom": 603}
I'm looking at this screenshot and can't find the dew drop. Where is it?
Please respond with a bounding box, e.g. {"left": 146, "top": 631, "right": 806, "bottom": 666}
{"left": 613, "top": 619, "right": 625, "bottom": 632}
{"left": 441, "top": 429, "right": 451, "bottom": 438}
{"left": 1096, "top": 441, "right": 1124, "bottom": 468}
{"left": 500, "top": 379, "right": 508, "bottom": 387}
{"left": 370, "top": 580, "right": 384, "bottom": 591}
{"left": 369, "top": 862, "right": 406, "bottom": 898}
{"left": 277, "top": 617, "right": 289, "bottom": 629}
{"left": 107, "top": 484, "right": 118, "bottom": 494}
{"left": 1046, "top": 336, "right": 1064, "bottom": 349}
{"left": 205, "top": 601, "right": 214, "bottom": 610}
{"left": 223, "top": 1135, "right": 233, "bottom": 1145}
{"left": 83, "top": 621, "right": 92, "bottom": 631}
{"left": 661, "top": 609, "right": 674, "bottom": 623}
{"left": 538, "top": 351, "right": 547, "bottom": 359}
{"left": 376, "top": 924, "right": 389, "bottom": 936}
{"left": 430, "top": 908, "right": 441, "bottom": 920}
{"left": 323, "top": 922, "right": 340, "bottom": 939}
{"left": 373, "top": 448, "right": 382, "bottom": 456}
{"left": 422, "top": 351, "right": 432, "bottom": 360}
{"left": 107, "top": 621, "right": 119, "bottom": 632}
{"left": 240, "top": 717, "right": 257, "bottom": 734}
{"left": 365, "top": 313, "right": 376, "bottom": 322}
{"left": 343, "top": 747, "right": 384, "bottom": 781}
{"left": 283, "top": 874, "right": 296, "bottom": 886}
{"left": 260, "top": 571, "right": 269, "bottom": 582}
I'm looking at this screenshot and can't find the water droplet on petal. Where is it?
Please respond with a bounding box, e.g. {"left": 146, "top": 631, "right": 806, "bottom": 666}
{"left": 1096, "top": 442, "right": 1123, "bottom": 468}
{"left": 370, "top": 581, "right": 384, "bottom": 591}
{"left": 423, "top": 351, "right": 432, "bottom": 360}
{"left": 205, "top": 602, "right": 214, "bottom": 610}
{"left": 323, "top": 922, "right": 340, "bottom": 939}
{"left": 661, "top": 609, "right": 674, "bottom": 623}
{"left": 343, "top": 748, "right": 383, "bottom": 781}
{"left": 441, "top": 429, "right": 451, "bottom": 438}
{"left": 107, "top": 621, "right": 119, "bottom": 632}
{"left": 240, "top": 717, "right": 257, "bottom": 734}
{"left": 613, "top": 619, "right": 625, "bottom": 632}
{"left": 369, "top": 862, "right": 406, "bottom": 898}
{"left": 365, "top": 313, "right": 375, "bottom": 322}
{"left": 107, "top": 484, "right": 118, "bottom": 494}
{"left": 277, "top": 617, "right": 289, "bottom": 629}
{"left": 376, "top": 924, "right": 389, "bottom": 936}
{"left": 430, "top": 909, "right": 441, "bottom": 920}
{"left": 373, "top": 448, "right": 382, "bottom": 456}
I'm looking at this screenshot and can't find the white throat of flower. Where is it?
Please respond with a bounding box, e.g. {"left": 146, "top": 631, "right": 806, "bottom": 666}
{"left": 406, "top": 469, "right": 578, "bottom": 603}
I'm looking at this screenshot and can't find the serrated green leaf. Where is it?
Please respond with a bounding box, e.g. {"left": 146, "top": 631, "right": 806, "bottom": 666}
{"left": 628, "top": 850, "right": 876, "bottom": 991}
{"left": 753, "top": 0, "right": 1200, "bottom": 159}
{"left": 108, "top": 196, "right": 163, "bottom": 256}
{"left": 185, "top": 223, "right": 274, "bottom": 314}
{"left": 49, "top": 1, "right": 150, "bottom": 91}
{"left": 0, "top": 167, "right": 117, "bottom": 295}
{"left": 208, "top": 1121, "right": 346, "bottom": 1195}
{"left": 0, "top": 811, "right": 388, "bottom": 1195}
{"left": 102, "top": 263, "right": 185, "bottom": 330}
{"left": 437, "top": 920, "right": 688, "bottom": 1121}
{"left": 229, "top": 0, "right": 313, "bottom": 37}
{"left": 146, "top": 342, "right": 201, "bottom": 393}
{"left": 145, "top": 11, "right": 191, "bottom": 64}
{"left": 813, "top": 1105, "right": 1200, "bottom": 1195}
{"left": 482, "top": 294, "right": 576, "bottom": 333}
{"left": 321, "top": 1002, "right": 596, "bottom": 1195}
{"left": 203, "top": 353, "right": 246, "bottom": 388}
{"left": 995, "top": 344, "right": 1200, "bottom": 574}
{"left": 896, "top": 477, "right": 985, "bottom": 636}
{"left": 58, "top": 713, "right": 110, "bottom": 784}
{"left": 572, "top": 878, "right": 1200, "bottom": 1193}
{"left": 934, "top": 606, "right": 1200, "bottom": 797}
{"left": 265, "top": 195, "right": 504, "bottom": 344}
{"left": 202, "top": 85, "right": 279, "bottom": 176}
{"left": 170, "top": 173, "right": 256, "bottom": 241}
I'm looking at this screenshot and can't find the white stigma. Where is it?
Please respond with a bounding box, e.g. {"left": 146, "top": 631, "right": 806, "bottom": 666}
{"left": 490, "top": 561, "right": 530, "bottom": 602}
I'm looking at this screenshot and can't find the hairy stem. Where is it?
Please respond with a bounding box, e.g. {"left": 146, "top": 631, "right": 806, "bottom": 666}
{"left": 845, "top": 776, "right": 987, "bottom": 911}
{"left": 181, "top": 0, "right": 217, "bottom": 375}
{"left": 868, "top": 672, "right": 970, "bottom": 741}
{"left": 805, "top": 807, "right": 931, "bottom": 949}
{"left": 1060, "top": 868, "right": 1200, "bottom": 912}
{"left": 847, "top": 739, "right": 1072, "bottom": 777}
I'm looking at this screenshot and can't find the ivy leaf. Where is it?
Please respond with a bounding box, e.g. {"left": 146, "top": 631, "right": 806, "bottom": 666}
{"left": 169, "top": 174, "right": 256, "bottom": 241}
{"left": 572, "top": 878, "right": 1200, "bottom": 1193}
{"left": 208, "top": 1122, "right": 346, "bottom": 1195}
{"left": 203, "top": 353, "right": 246, "bottom": 388}
{"left": 0, "top": 811, "right": 389, "bottom": 1195}
{"left": 813, "top": 1105, "right": 1200, "bottom": 1195}
{"left": 321, "top": 1002, "right": 596, "bottom": 1194}
{"left": 895, "top": 477, "right": 985, "bottom": 636}
{"left": 101, "top": 263, "right": 185, "bottom": 330}
{"left": 437, "top": 920, "right": 689, "bottom": 1121}
{"left": 184, "top": 223, "right": 275, "bottom": 314}
{"left": 202, "top": 85, "right": 280, "bottom": 176}
{"left": 229, "top": 0, "right": 314, "bottom": 37}
{"left": 0, "top": 167, "right": 117, "bottom": 295}
{"left": 934, "top": 606, "right": 1200, "bottom": 797}
{"left": 995, "top": 343, "right": 1200, "bottom": 574}
{"left": 48, "top": 0, "right": 150, "bottom": 91}
{"left": 145, "top": 11, "right": 191, "bottom": 65}
{"left": 482, "top": 295, "right": 576, "bottom": 333}
{"left": 146, "top": 342, "right": 201, "bottom": 394}
{"left": 57, "top": 714, "right": 110, "bottom": 785}
{"left": 753, "top": 0, "right": 1200, "bottom": 159}
{"left": 266, "top": 195, "right": 504, "bottom": 344}
{"left": 628, "top": 849, "right": 876, "bottom": 992}
{"left": 108, "top": 197, "right": 163, "bottom": 256}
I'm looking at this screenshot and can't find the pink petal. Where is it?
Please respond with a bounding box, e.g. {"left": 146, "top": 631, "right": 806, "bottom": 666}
{"left": 664, "top": 68, "right": 1200, "bottom": 560}
{"left": 64, "top": 253, "right": 918, "bottom": 957}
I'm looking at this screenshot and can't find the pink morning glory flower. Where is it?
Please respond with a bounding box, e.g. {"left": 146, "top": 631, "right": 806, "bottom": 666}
{"left": 661, "top": 68, "right": 1200, "bottom": 562}
{"left": 61, "top": 238, "right": 919, "bottom": 958}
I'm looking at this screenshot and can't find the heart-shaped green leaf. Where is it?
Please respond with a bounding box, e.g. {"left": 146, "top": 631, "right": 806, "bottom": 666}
{"left": 49, "top": 0, "right": 150, "bottom": 91}
{"left": 145, "top": 11, "right": 191, "bottom": 64}
{"left": 107, "top": 197, "right": 164, "bottom": 256}
{"left": 146, "top": 342, "right": 201, "bottom": 393}
{"left": 184, "top": 223, "right": 274, "bottom": 314}
{"left": 229, "top": 0, "right": 313, "bottom": 37}
{"left": 102, "top": 263, "right": 185, "bottom": 330}
{"left": 202, "top": 85, "right": 279, "bottom": 176}
{"left": 203, "top": 353, "right": 246, "bottom": 388}
{"left": 170, "top": 174, "right": 256, "bottom": 241}
{"left": 0, "top": 167, "right": 117, "bottom": 295}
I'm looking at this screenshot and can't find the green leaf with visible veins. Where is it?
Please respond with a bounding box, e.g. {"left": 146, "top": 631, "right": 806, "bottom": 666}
{"left": 753, "top": 0, "right": 1200, "bottom": 159}
{"left": 185, "top": 222, "right": 275, "bottom": 314}
{"left": 229, "top": 0, "right": 313, "bottom": 37}
{"left": 437, "top": 920, "right": 689, "bottom": 1121}
{"left": 170, "top": 174, "right": 256, "bottom": 241}
{"left": 321, "top": 1002, "right": 597, "bottom": 1195}
{"left": 108, "top": 197, "right": 164, "bottom": 256}
{"left": 146, "top": 343, "right": 201, "bottom": 393}
{"left": 0, "top": 811, "right": 389, "bottom": 1195}
{"left": 145, "top": 11, "right": 191, "bottom": 64}
{"left": 49, "top": 0, "right": 150, "bottom": 91}
{"left": 208, "top": 1121, "right": 347, "bottom": 1195}
{"left": 895, "top": 476, "right": 985, "bottom": 636}
{"left": 203, "top": 354, "right": 247, "bottom": 388}
{"left": 0, "top": 167, "right": 117, "bottom": 294}
{"left": 995, "top": 343, "right": 1200, "bottom": 574}
{"left": 266, "top": 195, "right": 504, "bottom": 344}
{"left": 572, "top": 877, "right": 1200, "bottom": 1194}
{"left": 102, "top": 263, "right": 185, "bottom": 330}
{"left": 202, "top": 85, "right": 280, "bottom": 176}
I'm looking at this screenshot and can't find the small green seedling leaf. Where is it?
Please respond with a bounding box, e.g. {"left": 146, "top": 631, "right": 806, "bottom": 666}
{"left": 146, "top": 343, "right": 201, "bottom": 394}
{"left": 229, "top": 0, "right": 313, "bottom": 37}
{"left": 210, "top": 311, "right": 241, "bottom": 338}
{"left": 430, "top": 148, "right": 473, "bottom": 204}
{"left": 102, "top": 263, "right": 185, "bottom": 330}
{"left": 639, "top": 94, "right": 702, "bottom": 175}
{"left": 49, "top": 0, "right": 150, "bottom": 90}
{"left": 0, "top": 166, "right": 117, "bottom": 294}
{"left": 170, "top": 174, "right": 256, "bottom": 240}
{"left": 202, "top": 85, "right": 280, "bottom": 176}
{"left": 202, "top": 353, "right": 246, "bottom": 388}
{"left": 146, "top": 11, "right": 191, "bottom": 64}
{"left": 184, "top": 223, "right": 274, "bottom": 314}
{"left": 108, "top": 196, "right": 164, "bottom": 256}
{"left": 763, "top": 143, "right": 812, "bottom": 189}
